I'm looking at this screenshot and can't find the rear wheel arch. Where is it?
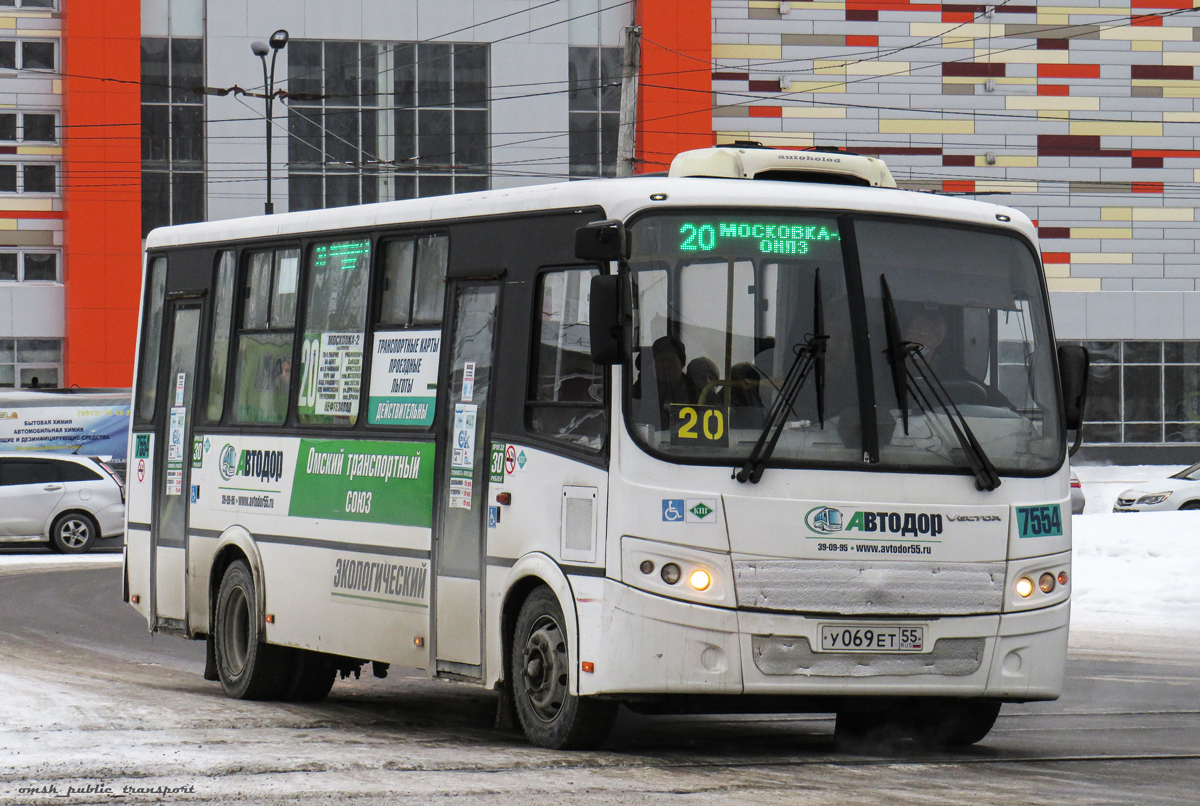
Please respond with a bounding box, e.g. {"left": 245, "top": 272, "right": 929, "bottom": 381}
{"left": 209, "top": 527, "right": 266, "bottom": 639}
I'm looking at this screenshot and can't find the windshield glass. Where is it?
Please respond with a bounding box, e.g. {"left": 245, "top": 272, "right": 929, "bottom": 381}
{"left": 626, "top": 211, "right": 1062, "bottom": 476}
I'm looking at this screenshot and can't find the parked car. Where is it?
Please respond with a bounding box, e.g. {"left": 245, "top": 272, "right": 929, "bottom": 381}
{"left": 1070, "top": 469, "right": 1085, "bottom": 515}
{"left": 1113, "top": 462, "right": 1200, "bottom": 513}
{"left": 0, "top": 453, "right": 125, "bottom": 553}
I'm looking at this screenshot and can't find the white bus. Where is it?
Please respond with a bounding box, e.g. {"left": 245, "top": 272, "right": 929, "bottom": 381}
{"left": 125, "top": 145, "right": 1089, "bottom": 750}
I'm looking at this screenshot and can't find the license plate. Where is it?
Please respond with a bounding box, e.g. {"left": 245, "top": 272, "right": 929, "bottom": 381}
{"left": 819, "top": 624, "right": 925, "bottom": 653}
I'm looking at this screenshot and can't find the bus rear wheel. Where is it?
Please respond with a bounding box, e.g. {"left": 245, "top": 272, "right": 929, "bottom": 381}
{"left": 510, "top": 586, "right": 617, "bottom": 750}
{"left": 213, "top": 560, "right": 290, "bottom": 700}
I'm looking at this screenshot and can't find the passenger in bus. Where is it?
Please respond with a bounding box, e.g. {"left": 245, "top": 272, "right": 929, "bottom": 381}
{"left": 684, "top": 356, "right": 719, "bottom": 404}
{"left": 652, "top": 336, "right": 689, "bottom": 425}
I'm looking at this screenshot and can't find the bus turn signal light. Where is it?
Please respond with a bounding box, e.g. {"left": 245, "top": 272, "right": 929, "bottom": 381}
{"left": 581, "top": 661, "right": 594, "bottom": 673}
{"left": 1016, "top": 577, "right": 1034, "bottom": 598}
{"left": 1058, "top": 571, "right": 1069, "bottom": 586}
{"left": 688, "top": 569, "right": 711, "bottom": 591}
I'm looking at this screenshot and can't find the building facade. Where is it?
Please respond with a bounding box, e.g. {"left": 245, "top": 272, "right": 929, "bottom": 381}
{"left": 637, "top": 0, "right": 1200, "bottom": 460}
{"left": 0, "top": 0, "right": 139, "bottom": 390}
{"left": 139, "top": 0, "right": 634, "bottom": 230}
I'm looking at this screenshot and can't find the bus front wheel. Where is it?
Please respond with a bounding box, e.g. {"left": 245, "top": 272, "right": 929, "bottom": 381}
{"left": 836, "top": 699, "right": 1001, "bottom": 750}
{"left": 213, "top": 560, "right": 291, "bottom": 700}
{"left": 510, "top": 586, "right": 617, "bottom": 750}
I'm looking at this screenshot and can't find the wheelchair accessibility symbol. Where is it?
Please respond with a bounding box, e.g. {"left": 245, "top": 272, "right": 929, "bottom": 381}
{"left": 661, "top": 499, "right": 685, "bottom": 522}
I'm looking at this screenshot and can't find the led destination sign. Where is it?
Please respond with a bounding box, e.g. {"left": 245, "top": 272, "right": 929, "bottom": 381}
{"left": 678, "top": 221, "right": 840, "bottom": 256}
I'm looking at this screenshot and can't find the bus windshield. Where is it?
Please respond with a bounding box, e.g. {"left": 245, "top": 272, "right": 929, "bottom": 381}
{"left": 626, "top": 211, "right": 1062, "bottom": 476}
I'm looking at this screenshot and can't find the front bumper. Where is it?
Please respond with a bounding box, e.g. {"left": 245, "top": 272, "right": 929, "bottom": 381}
{"left": 575, "top": 578, "right": 1068, "bottom": 702}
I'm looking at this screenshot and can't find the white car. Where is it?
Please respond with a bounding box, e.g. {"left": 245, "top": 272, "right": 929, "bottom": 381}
{"left": 0, "top": 452, "right": 125, "bottom": 553}
{"left": 1113, "top": 462, "right": 1200, "bottom": 513}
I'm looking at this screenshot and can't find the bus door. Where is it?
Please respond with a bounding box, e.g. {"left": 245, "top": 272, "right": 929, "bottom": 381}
{"left": 432, "top": 281, "right": 500, "bottom": 679}
{"left": 150, "top": 299, "right": 203, "bottom": 632}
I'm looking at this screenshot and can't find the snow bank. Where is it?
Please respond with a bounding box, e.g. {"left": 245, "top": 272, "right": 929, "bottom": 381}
{"left": 1070, "top": 511, "right": 1200, "bottom": 635}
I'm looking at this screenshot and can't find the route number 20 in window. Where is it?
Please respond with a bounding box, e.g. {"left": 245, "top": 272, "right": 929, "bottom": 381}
{"left": 669, "top": 404, "right": 729, "bottom": 447}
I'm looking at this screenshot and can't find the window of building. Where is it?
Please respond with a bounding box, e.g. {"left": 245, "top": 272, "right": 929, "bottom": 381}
{"left": 0, "top": 250, "right": 58, "bottom": 282}
{"left": 0, "top": 40, "right": 56, "bottom": 71}
{"left": 568, "top": 46, "right": 621, "bottom": 178}
{"left": 1061, "top": 339, "right": 1200, "bottom": 444}
{"left": 0, "top": 164, "right": 57, "bottom": 194}
{"left": 141, "top": 37, "right": 204, "bottom": 237}
{"left": 0, "top": 1, "right": 58, "bottom": 8}
{"left": 231, "top": 248, "right": 300, "bottom": 424}
{"left": 526, "top": 268, "right": 606, "bottom": 450}
{"left": 23, "top": 114, "right": 55, "bottom": 142}
{"left": 287, "top": 40, "right": 489, "bottom": 211}
{"left": 0, "top": 338, "right": 62, "bottom": 388}
{"left": 22, "top": 163, "right": 53, "bottom": 193}
{"left": 0, "top": 114, "right": 55, "bottom": 143}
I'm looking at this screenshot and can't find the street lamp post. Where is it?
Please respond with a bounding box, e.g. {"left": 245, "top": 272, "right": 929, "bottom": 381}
{"left": 251, "top": 29, "right": 289, "bottom": 215}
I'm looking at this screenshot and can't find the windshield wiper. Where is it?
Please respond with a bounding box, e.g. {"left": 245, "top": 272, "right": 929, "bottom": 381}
{"left": 880, "top": 275, "right": 1001, "bottom": 492}
{"left": 736, "top": 270, "right": 828, "bottom": 484}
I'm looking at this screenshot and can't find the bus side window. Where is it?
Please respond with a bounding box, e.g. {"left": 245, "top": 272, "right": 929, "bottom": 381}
{"left": 366, "top": 235, "right": 447, "bottom": 428}
{"left": 135, "top": 255, "right": 168, "bottom": 423}
{"left": 526, "top": 267, "right": 606, "bottom": 451}
{"left": 231, "top": 248, "right": 300, "bottom": 424}
{"left": 203, "top": 250, "right": 235, "bottom": 423}
{"left": 297, "top": 238, "right": 371, "bottom": 425}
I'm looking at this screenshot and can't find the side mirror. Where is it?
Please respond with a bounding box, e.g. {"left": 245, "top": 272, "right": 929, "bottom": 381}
{"left": 575, "top": 219, "right": 629, "bottom": 262}
{"left": 1058, "top": 344, "right": 1089, "bottom": 454}
{"left": 589, "top": 274, "right": 622, "bottom": 365}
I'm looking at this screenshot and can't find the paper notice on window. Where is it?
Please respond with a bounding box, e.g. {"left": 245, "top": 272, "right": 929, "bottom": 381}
{"left": 298, "top": 332, "right": 363, "bottom": 418}
{"left": 448, "top": 475, "right": 473, "bottom": 510}
{"left": 168, "top": 406, "right": 185, "bottom": 462}
{"left": 451, "top": 404, "right": 478, "bottom": 470}
{"left": 277, "top": 255, "right": 299, "bottom": 294}
{"left": 367, "top": 329, "right": 440, "bottom": 426}
{"left": 165, "top": 468, "right": 183, "bottom": 496}
{"left": 462, "top": 361, "right": 476, "bottom": 402}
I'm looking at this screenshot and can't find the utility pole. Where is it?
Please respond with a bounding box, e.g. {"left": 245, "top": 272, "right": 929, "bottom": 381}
{"left": 616, "top": 25, "right": 641, "bottom": 178}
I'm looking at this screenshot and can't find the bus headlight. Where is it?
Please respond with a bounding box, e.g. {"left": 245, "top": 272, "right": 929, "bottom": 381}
{"left": 621, "top": 536, "right": 736, "bottom": 608}
{"left": 1015, "top": 577, "right": 1035, "bottom": 598}
{"left": 1038, "top": 572, "right": 1056, "bottom": 594}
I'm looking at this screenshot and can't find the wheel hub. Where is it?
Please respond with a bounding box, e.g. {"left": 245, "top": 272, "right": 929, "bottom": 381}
{"left": 521, "top": 615, "right": 567, "bottom": 722}
{"left": 59, "top": 519, "right": 89, "bottom": 549}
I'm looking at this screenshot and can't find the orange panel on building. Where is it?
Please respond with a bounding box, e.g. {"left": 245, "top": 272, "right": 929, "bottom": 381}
{"left": 63, "top": 1, "right": 141, "bottom": 387}
{"left": 636, "top": 0, "right": 712, "bottom": 173}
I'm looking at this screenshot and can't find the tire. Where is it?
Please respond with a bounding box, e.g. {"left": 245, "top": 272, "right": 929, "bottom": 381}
{"left": 933, "top": 700, "right": 1002, "bottom": 747}
{"left": 49, "top": 512, "right": 98, "bottom": 554}
{"left": 280, "top": 650, "right": 336, "bottom": 702}
{"left": 834, "top": 707, "right": 911, "bottom": 753}
{"left": 213, "top": 560, "right": 291, "bottom": 700}
{"left": 510, "top": 586, "right": 617, "bottom": 750}
{"left": 836, "top": 699, "right": 1001, "bottom": 751}
{"left": 1179, "top": 501, "right": 1200, "bottom": 511}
